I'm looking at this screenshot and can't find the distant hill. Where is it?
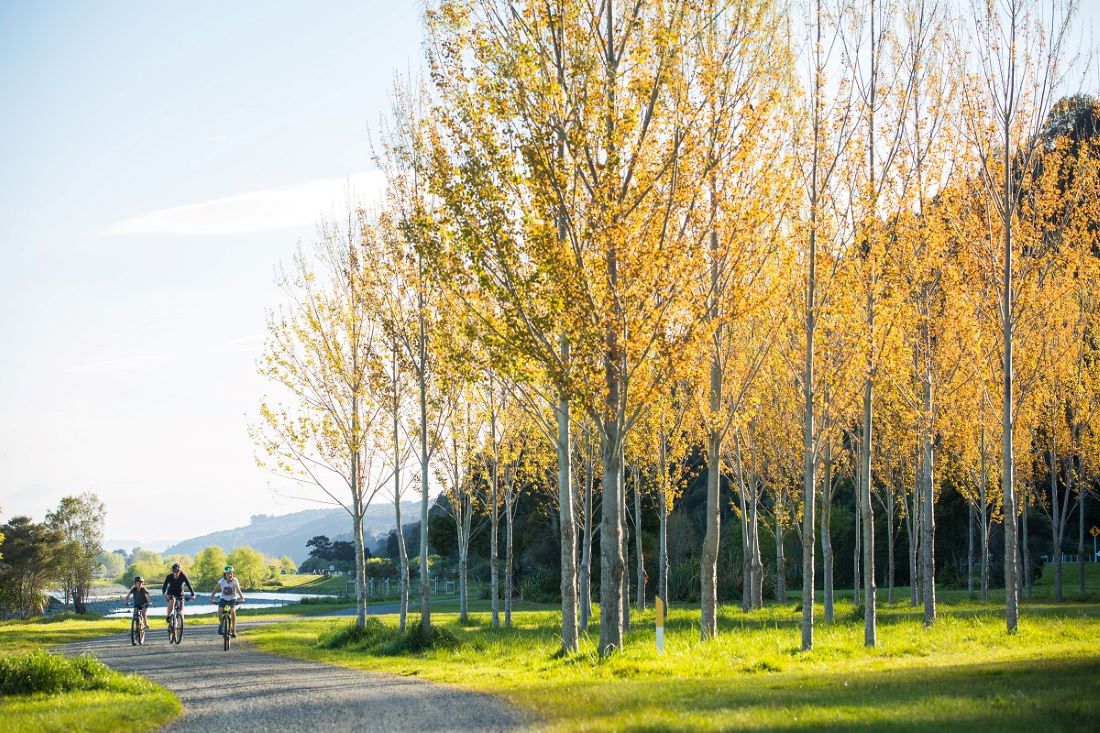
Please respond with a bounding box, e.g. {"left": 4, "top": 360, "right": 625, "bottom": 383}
{"left": 163, "top": 502, "right": 419, "bottom": 563}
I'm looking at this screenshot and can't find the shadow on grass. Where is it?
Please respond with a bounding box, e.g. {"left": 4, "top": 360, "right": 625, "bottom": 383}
{"left": 556, "top": 655, "right": 1100, "bottom": 732}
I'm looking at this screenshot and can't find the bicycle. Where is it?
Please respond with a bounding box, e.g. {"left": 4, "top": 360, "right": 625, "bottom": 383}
{"left": 167, "top": 594, "right": 193, "bottom": 644}
{"left": 128, "top": 603, "right": 147, "bottom": 646}
{"left": 217, "top": 599, "right": 243, "bottom": 651}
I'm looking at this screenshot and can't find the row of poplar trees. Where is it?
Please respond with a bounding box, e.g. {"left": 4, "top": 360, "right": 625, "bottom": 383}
{"left": 253, "top": 0, "right": 1099, "bottom": 656}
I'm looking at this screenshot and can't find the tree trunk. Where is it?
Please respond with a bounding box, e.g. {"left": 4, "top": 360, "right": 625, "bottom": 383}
{"left": 635, "top": 467, "right": 645, "bottom": 611}
{"left": 505, "top": 479, "right": 515, "bottom": 628}
{"left": 920, "top": 417, "right": 936, "bottom": 626}
{"left": 967, "top": 502, "right": 975, "bottom": 598}
{"left": 1001, "top": 111, "right": 1019, "bottom": 635}
{"left": 598, "top": 425, "right": 625, "bottom": 656}
{"left": 980, "top": 422, "right": 990, "bottom": 601}
{"left": 658, "top": 425, "right": 670, "bottom": 610}
{"left": 860, "top": 368, "right": 876, "bottom": 646}
{"left": 1053, "top": 448, "right": 1064, "bottom": 601}
{"left": 751, "top": 480, "right": 763, "bottom": 610}
{"left": 887, "top": 489, "right": 895, "bottom": 605}
{"left": 580, "top": 442, "right": 594, "bottom": 631}
{"left": 1079, "top": 476, "right": 1087, "bottom": 596}
{"left": 418, "top": 285, "right": 432, "bottom": 634}
{"left": 822, "top": 441, "right": 834, "bottom": 622}
{"left": 1022, "top": 491, "right": 1032, "bottom": 599}
{"left": 490, "top": 456, "right": 500, "bottom": 630}
{"left": 776, "top": 516, "right": 787, "bottom": 604}
{"left": 701, "top": 426, "right": 722, "bottom": 639}
{"left": 622, "top": 471, "right": 630, "bottom": 631}
{"left": 557, "top": 378, "right": 578, "bottom": 654}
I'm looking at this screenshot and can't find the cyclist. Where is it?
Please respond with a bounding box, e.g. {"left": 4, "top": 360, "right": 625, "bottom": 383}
{"left": 210, "top": 565, "right": 245, "bottom": 637}
{"left": 124, "top": 576, "right": 152, "bottom": 630}
{"left": 161, "top": 563, "right": 195, "bottom": 626}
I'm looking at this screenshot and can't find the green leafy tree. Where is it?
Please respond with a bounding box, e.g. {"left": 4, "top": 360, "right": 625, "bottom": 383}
{"left": 0, "top": 516, "right": 65, "bottom": 619}
{"left": 96, "top": 550, "right": 126, "bottom": 580}
{"left": 45, "top": 493, "right": 106, "bottom": 614}
{"left": 227, "top": 546, "right": 266, "bottom": 590}
{"left": 192, "top": 546, "right": 228, "bottom": 590}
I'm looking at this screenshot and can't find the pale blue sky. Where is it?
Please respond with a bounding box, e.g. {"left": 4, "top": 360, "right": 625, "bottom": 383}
{"left": 0, "top": 2, "right": 420, "bottom": 546}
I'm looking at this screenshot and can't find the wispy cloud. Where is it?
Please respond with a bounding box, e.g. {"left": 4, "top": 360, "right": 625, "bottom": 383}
{"left": 66, "top": 355, "right": 170, "bottom": 375}
{"left": 102, "top": 171, "right": 386, "bottom": 237}
{"left": 210, "top": 334, "right": 265, "bottom": 355}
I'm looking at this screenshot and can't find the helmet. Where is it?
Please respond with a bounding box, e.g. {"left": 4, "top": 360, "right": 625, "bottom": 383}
{"left": 134, "top": 576, "right": 144, "bottom": 583}
{"left": 171, "top": 563, "right": 181, "bottom": 571}
{"left": 223, "top": 565, "right": 234, "bottom": 573}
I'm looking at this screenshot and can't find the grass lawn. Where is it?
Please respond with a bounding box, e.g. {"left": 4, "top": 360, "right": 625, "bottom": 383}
{"left": 245, "top": 565, "right": 1100, "bottom": 732}
{"left": 256, "top": 572, "right": 349, "bottom": 593}
{"left": 0, "top": 616, "right": 180, "bottom": 733}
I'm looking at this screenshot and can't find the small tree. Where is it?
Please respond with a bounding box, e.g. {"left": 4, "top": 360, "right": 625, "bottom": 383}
{"left": 45, "top": 493, "right": 106, "bottom": 614}
{"left": 0, "top": 517, "right": 65, "bottom": 619}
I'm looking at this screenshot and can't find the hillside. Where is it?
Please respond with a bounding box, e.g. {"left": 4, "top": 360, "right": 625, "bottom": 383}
{"left": 163, "top": 502, "right": 419, "bottom": 563}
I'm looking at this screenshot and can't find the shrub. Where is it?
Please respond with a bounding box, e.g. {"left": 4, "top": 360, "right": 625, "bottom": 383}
{"left": 317, "top": 619, "right": 461, "bottom": 655}
{"left": 0, "top": 650, "right": 148, "bottom": 695}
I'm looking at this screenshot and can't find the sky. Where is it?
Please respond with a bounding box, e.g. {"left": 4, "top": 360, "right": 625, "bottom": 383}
{"left": 1, "top": 2, "right": 1098, "bottom": 550}
{"left": 0, "top": 2, "right": 420, "bottom": 547}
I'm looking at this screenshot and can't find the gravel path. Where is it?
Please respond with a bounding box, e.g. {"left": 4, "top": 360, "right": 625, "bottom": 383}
{"left": 59, "top": 621, "right": 527, "bottom": 733}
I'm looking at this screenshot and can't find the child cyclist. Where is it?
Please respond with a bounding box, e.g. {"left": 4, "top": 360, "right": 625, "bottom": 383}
{"left": 124, "top": 576, "right": 152, "bottom": 630}
{"left": 210, "top": 565, "right": 245, "bottom": 637}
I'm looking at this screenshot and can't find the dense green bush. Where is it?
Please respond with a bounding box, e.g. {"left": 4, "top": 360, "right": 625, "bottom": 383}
{"left": 317, "top": 618, "right": 460, "bottom": 655}
{"left": 0, "top": 650, "right": 148, "bottom": 695}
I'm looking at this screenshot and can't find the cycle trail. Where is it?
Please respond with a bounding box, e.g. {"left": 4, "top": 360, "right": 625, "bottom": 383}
{"left": 59, "top": 621, "right": 526, "bottom": 733}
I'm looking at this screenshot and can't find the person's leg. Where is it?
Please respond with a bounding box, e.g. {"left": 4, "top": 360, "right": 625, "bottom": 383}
{"left": 166, "top": 596, "right": 175, "bottom": 623}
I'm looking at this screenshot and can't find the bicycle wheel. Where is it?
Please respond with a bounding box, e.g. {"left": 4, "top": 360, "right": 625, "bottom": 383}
{"left": 136, "top": 615, "right": 146, "bottom": 646}
{"left": 174, "top": 613, "right": 184, "bottom": 644}
{"left": 223, "top": 617, "right": 230, "bottom": 651}
{"left": 131, "top": 613, "right": 139, "bottom": 646}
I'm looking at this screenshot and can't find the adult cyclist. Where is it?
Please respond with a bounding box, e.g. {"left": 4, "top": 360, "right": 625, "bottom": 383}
{"left": 161, "top": 563, "right": 195, "bottom": 626}
{"left": 210, "top": 565, "right": 245, "bottom": 637}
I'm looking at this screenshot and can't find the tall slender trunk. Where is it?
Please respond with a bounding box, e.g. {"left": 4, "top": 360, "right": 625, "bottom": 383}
{"left": 580, "top": 434, "right": 594, "bottom": 631}
{"left": 635, "top": 466, "right": 645, "bottom": 611}
{"left": 736, "top": 438, "right": 752, "bottom": 612}
{"left": 417, "top": 261, "right": 431, "bottom": 633}
{"left": 801, "top": 0, "right": 822, "bottom": 654}
{"left": 1001, "top": 65, "right": 1019, "bottom": 635}
{"left": 776, "top": 512, "right": 787, "bottom": 604}
{"left": 920, "top": 290, "right": 936, "bottom": 626}
{"left": 751, "top": 479, "right": 763, "bottom": 609}
{"left": 1022, "top": 490, "right": 1032, "bottom": 599}
{"left": 504, "top": 474, "right": 515, "bottom": 628}
{"left": 622, "top": 464, "right": 630, "bottom": 631}
{"left": 658, "top": 423, "right": 670, "bottom": 610}
{"left": 905, "top": 485, "right": 917, "bottom": 606}
{"left": 557, "top": 372, "right": 578, "bottom": 654}
{"left": 967, "top": 502, "right": 975, "bottom": 598}
{"left": 822, "top": 441, "right": 834, "bottom": 622}
{"left": 599, "top": 426, "right": 625, "bottom": 655}
{"left": 910, "top": 445, "right": 921, "bottom": 606}
{"left": 391, "top": 352, "right": 409, "bottom": 632}
{"left": 1053, "top": 447, "right": 1064, "bottom": 601}
{"left": 854, "top": 447, "right": 863, "bottom": 608}
{"left": 980, "top": 420, "right": 990, "bottom": 601}
{"left": 860, "top": 350, "right": 876, "bottom": 646}
{"left": 886, "top": 489, "right": 895, "bottom": 604}
{"left": 490, "top": 412, "right": 500, "bottom": 630}
{"left": 351, "top": 392, "right": 367, "bottom": 628}
{"left": 1079, "top": 472, "right": 1087, "bottom": 595}
{"left": 701, "top": 397, "right": 722, "bottom": 637}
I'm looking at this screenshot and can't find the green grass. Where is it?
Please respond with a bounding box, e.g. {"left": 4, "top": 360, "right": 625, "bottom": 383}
{"left": 245, "top": 568, "right": 1100, "bottom": 732}
{"left": 255, "top": 573, "right": 348, "bottom": 593}
{"left": 0, "top": 616, "right": 180, "bottom": 732}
